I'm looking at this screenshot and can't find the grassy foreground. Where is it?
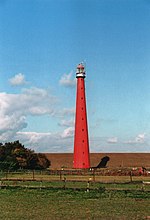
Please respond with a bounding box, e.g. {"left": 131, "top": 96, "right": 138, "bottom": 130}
{"left": 0, "top": 188, "right": 150, "bottom": 220}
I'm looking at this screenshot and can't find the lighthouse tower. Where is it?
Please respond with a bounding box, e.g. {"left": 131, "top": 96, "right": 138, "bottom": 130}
{"left": 73, "top": 63, "right": 90, "bottom": 169}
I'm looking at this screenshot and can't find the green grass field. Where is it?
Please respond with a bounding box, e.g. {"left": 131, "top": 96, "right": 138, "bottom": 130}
{"left": 0, "top": 171, "right": 150, "bottom": 219}
{"left": 0, "top": 187, "right": 150, "bottom": 220}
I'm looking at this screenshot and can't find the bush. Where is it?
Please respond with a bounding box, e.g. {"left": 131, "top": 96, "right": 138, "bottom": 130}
{"left": 0, "top": 141, "right": 50, "bottom": 171}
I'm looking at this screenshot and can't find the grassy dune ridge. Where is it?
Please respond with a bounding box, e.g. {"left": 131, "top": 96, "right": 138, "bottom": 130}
{"left": 45, "top": 153, "right": 150, "bottom": 169}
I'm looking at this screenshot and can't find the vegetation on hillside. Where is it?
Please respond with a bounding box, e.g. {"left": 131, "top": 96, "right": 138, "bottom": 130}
{"left": 0, "top": 140, "right": 50, "bottom": 171}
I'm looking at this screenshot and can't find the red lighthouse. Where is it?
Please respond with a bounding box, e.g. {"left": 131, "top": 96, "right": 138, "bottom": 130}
{"left": 73, "top": 63, "right": 90, "bottom": 169}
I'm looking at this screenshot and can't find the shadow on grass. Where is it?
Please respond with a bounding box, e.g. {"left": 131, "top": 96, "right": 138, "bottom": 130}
{"left": 95, "top": 156, "right": 110, "bottom": 168}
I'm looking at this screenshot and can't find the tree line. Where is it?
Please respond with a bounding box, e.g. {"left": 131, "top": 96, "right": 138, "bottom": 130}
{"left": 0, "top": 140, "right": 50, "bottom": 171}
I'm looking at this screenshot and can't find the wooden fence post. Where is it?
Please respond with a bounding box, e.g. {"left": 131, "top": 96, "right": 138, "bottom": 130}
{"left": 86, "top": 180, "right": 90, "bottom": 192}
{"left": 60, "top": 170, "right": 62, "bottom": 181}
{"left": 63, "top": 177, "right": 66, "bottom": 189}
{"left": 130, "top": 171, "right": 133, "bottom": 182}
{"left": 5, "top": 171, "right": 9, "bottom": 180}
{"left": 93, "top": 169, "right": 95, "bottom": 182}
{"left": 32, "top": 170, "right": 35, "bottom": 180}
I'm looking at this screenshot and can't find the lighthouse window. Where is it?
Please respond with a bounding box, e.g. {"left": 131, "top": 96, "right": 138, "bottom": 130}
{"left": 82, "top": 107, "right": 83, "bottom": 110}
{"left": 82, "top": 118, "right": 84, "bottom": 120}
{"left": 82, "top": 129, "right": 84, "bottom": 131}
{"left": 81, "top": 97, "right": 83, "bottom": 100}
{"left": 83, "top": 152, "right": 84, "bottom": 154}
{"left": 82, "top": 140, "right": 84, "bottom": 143}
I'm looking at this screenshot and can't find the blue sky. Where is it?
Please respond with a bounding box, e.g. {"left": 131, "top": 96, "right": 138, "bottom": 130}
{"left": 0, "top": 0, "right": 150, "bottom": 152}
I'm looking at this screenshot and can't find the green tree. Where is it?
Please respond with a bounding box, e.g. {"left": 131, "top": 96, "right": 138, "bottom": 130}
{"left": 0, "top": 141, "right": 50, "bottom": 171}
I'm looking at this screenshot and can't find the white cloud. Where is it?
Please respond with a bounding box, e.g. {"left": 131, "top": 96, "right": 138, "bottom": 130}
{"left": 14, "top": 131, "right": 150, "bottom": 153}
{"left": 16, "top": 131, "right": 74, "bottom": 152}
{"left": 107, "top": 137, "right": 118, "bottom": 144}
{"left": 59, "top": 72, "right": 76, "bottom": 87}
{"left": 0, "top": 86, "right": 76, "bottom": 152}
{"left": 61, "top": 127, "right": 74, "bottom": 138}
{"left": 135, "top": 133, "right": 146, "bottom": 143}
{"left": 61, "top": 108, "right": 75, "bottom": 116}
{"left": 0, "top": 87, "right": 56, "bottom": 142}
{"left": 9, "top": 73, "right": 26, "bottom": 86}
{"left": 124, "top": 133, "right": 146, "bottom": 144}
{"left": 58, "top": 118, "right": 74, "bottom": 127}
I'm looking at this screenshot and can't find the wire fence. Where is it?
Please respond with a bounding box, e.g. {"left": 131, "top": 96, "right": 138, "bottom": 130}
{"left": 0, "top": 168, "right": 150, "bottom": 183}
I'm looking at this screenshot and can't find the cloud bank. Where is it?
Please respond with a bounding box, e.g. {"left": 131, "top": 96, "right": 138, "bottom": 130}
{"left": 0, "top": 73, "right": 149, "bottom": 153}
{"left": 16, "top": 131, "right": 73, "bottom": 152}
{"left": 0, "top": 82, "right": 75, "bottom": 152}
{"left": 0, "top": 87, "right": 56, "bottom": 141}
